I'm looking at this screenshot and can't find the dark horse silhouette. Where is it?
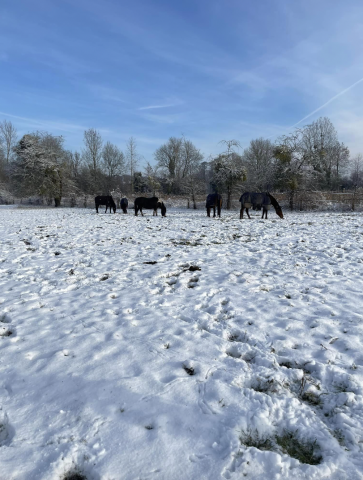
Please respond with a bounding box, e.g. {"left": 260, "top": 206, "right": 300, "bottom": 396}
{"left": 206, "top": 194, "right": 223, "bottom": 218}
{"left": 239, "top": 192, "right": 283, "bottom": 219}
{"left": 95, "top": 195, "right": 116, "bottom": 213}
{"left": 134, "top": 197, "right": 166, "bottom": 217}
{"left": 120, "top": 198, "right": 128, "bottom": 214}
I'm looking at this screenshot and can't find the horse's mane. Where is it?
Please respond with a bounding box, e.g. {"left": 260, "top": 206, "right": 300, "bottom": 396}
{"left": 267, "top": 193, "right": 281, "bottom": 210}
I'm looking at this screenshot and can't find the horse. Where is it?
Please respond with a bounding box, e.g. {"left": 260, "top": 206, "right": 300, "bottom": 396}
{"left": 134, "top": 197, "right": 166, "bottom": 217}
{"left": 120, "top": 197, "right": 128, "bottom": 214}
{"left": 239, "top": 192, "right": 283, "bottom": 219}
{"left": 206, "top": 193, "right": 223, "bottom": 218}
{"left": 95, "top": 195, "right": 116, "bottom": 213}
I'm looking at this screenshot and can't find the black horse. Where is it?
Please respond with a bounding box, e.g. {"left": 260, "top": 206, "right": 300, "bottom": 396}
{"left": 206, "top": 194, "right": 223, "bottom": 217}
{"left": 120, "top": 197, "right": 128, "bottom": 214}
{"left": 95, "top": 195, "right": 116, "bottom": 213}
{"left": 239, "top": 192, "right": 283, "bottom": 219}
{"left": 134, "top": 197, "right": 166, "bottom": 217}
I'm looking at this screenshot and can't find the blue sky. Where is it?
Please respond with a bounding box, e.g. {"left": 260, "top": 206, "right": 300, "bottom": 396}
{"left": 1, "top": 0, "right": 363, "bottom": 165}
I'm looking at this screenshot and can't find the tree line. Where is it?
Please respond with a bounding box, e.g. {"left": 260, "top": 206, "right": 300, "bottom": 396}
{"left": 0, "top": 117, "right": 362, "bottom": 209}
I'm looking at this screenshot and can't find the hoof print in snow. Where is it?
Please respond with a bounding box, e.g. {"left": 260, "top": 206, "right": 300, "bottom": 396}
{"left": 54, "top": 251, "right": 61, "bottom": 256}
{"left": 0, "top": 313, "right": 11, "bottom": 324}
{"left": 143, "top": 261, "right": 157, "bottom": 265}
{"left": 226, "top": 347, "right": 241, "bottom": 359}
{"left": 100, "top": 274, "right": 109, "bottom": 281}
{"left": 188, "top": 265, "right": 201, "bottom": 272}
{"left": 62, "top": 470, "right": 87, "bottom": 480}
{"left": 145, "top": 424, "right": 154, "bottom": 430}
{"left": 0, "top": 423, "right": 9, "bottom": 446}
{"left": 0, "top": 326, "right": 13, "bottom": 337}
{"left": 0, "top": 412, "right": 12, "bottom": 446}
{"left": 68, "top": 269, "right": 75, "bottom": 275}
{"left": 183, "top": 363, "right": 195, "bottom": 376}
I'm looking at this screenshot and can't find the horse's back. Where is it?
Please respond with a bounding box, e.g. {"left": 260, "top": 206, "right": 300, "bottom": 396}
{"left": 206, "top": 193, "right": 222, "bottom": 207}
{"left": 95, "top": 195, "right": 114, "bottom": 204}
{"left": 251, "top": 193, "right": 270, "bottom": 208}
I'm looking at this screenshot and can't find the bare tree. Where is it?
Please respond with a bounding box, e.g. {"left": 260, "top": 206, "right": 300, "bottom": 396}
{"left": 302, "top": 117, "right": 348, "bottom": 189}
{"left": 179, "top": 138, "right": 204, "bottom": 208}
{"left": 126, "top": 137, "right": 141, "bottom": 194}
{"left": 144, "top": 162, "right": 160, "bottom": 196}
{"left": 351, "top": 154, "right": 363, "bottom": 188}
{"left": 274, "top": 130, "right": 312, "bottom": 210}
{"left": 154, "top": 137, "right": 182, "bottom": 192}
{"left": 82, "top": 128, "right": 103, "bottom": 191}
{"left": 212, "top": 140, "right": 245, "bottom": 209}
{"left": 102, "top": 142, "right": 125, "bottom": 192}
{"left": 0, "top": 120, "right": 17, "bottom": 164}
{"left": 242, "top": 138, "right": 276, "bottom": 191}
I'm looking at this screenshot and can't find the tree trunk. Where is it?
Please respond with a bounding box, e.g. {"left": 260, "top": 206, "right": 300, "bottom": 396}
{"left": 227, "top": 186, "right": 232, "bottom": 210}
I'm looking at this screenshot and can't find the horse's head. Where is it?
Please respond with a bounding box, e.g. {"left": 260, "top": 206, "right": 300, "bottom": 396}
{"left": 276, "top": 207, "right": 283, "bottom": 219}
{"left": 160, "top": 202, "right": 166, "bottom": 217}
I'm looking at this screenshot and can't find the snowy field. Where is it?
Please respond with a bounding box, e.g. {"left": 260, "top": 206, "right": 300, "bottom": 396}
{"left": 1, "top": 206, "right": 363, "bottom": 480}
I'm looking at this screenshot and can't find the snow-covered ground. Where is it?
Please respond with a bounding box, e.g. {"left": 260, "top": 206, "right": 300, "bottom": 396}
{"left": 1, "top": 206, "right": 363, "bottom": 480}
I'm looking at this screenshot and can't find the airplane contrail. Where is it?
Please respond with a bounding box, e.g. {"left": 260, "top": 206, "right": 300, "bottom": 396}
{"left": 291, "top": 75, "right": 363, "bottom": 128}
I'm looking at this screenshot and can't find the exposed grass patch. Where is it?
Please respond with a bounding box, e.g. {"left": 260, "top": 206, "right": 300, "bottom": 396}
{"left": 332, "top": 428, "right": 346, "bottom": 447}
{"left": 251, "top": 378, "right": 278, "bottom": 394}
{"left": 239, "top": 428, "right": 274, "bottom": 451}
{"left": 276, "top": 430, "right": 322, "bottom": 465}
{"left": 301, "top": 390, "right": 322, "bottom": 406}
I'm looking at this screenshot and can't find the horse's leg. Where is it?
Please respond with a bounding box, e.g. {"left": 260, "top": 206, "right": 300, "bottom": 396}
{"left": 240, "top": 208, "right": 243, "bottom": 219}
{"left": 135, "top": 206, "right": 138, "bottom": 216}
{"left": 141, "top": 208, "right": 144, "bottom": 216}
{"left": 96, "top": 203, "right": 99, "bottom": 213}
{"left": 207, "top": 207, "right": 210, "bottom": 217}
{"left": 246, "top": 208, "right": 251, "bottom": 219}
{"left": 213, "top": 206, "right": 216, "bottom": 218}
{"left": 217, "top": 202, "right": 221, "bottom": 217}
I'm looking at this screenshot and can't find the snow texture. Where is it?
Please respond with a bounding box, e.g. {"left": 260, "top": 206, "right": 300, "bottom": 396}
{"left": 0, "top": 206, "right": 363, "bottom": 479}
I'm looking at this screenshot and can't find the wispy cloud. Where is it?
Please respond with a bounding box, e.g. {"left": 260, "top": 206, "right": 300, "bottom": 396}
{"left": 0, "top": 111, "right": 87, "bottom": 133}
{"left": 138, "top": 102, "right": 183, "bottom": 111}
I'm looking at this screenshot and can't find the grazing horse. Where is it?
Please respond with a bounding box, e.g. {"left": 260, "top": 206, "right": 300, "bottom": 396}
{"left": 239, "top": 192, "right": 283, "bottom": 219}
{"left": 120, "top": 197, "right": 128, "bottom": 214}
{"left": 206, "top": 194, "right": 223, "bottom": 218}
{"left": 95, "top": 195, "right": 116, "bottom": 213}
{"left": 134, "top": 197, "right": 166, "bottom": 217}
